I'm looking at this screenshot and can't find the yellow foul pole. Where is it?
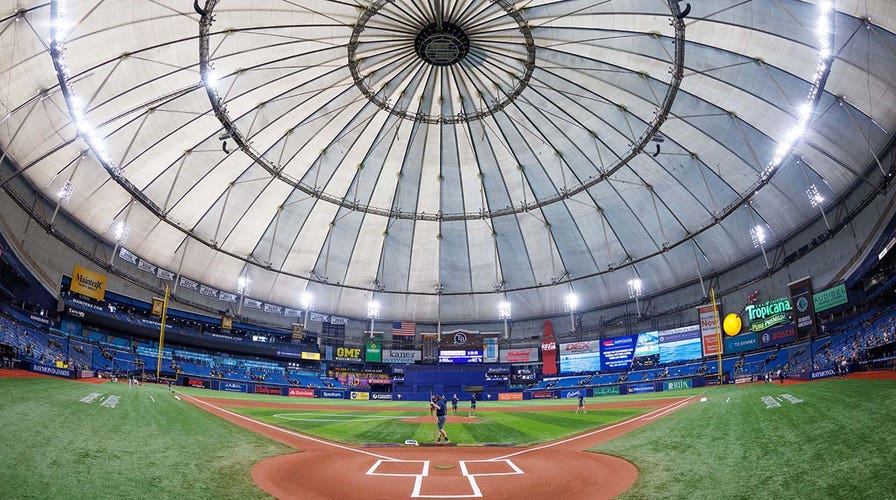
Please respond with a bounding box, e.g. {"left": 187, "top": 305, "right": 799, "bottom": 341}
{"left": 156, "top": 284, "right": 170, "bottom": 380}
{"left": 710, "top": 288, "right": 723, "bottom": 384}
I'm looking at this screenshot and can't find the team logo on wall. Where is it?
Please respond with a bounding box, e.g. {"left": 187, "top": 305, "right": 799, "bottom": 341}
{"left": 453, "top": 332, "right": 467, "bottom": 345}
{"left": 796, "top": 296, "right": 809, "bottom": 313}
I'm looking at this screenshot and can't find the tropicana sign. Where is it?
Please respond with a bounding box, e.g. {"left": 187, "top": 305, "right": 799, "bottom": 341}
{"left": 744, "top": 297, "right": 792, "bottom": 332}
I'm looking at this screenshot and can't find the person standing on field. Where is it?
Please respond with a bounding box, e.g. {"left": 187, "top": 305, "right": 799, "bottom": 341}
{"left": 429, "top": 395, "right": 450, "bottom": 445}
{"left": 469, "top": 393, "right": 477, "bottom": 417}
{"left": 576, "top": 394, "right": 587, "bottom": 414}
{"left": 451, "top": 394, "right": 459, "bottom": 415}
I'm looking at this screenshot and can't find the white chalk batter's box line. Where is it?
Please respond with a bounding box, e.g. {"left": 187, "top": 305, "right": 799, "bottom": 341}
{"left": 366, "top": 458, "right": 523, "bottom": 498}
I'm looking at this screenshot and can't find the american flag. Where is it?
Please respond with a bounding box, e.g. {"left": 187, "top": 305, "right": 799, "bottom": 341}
{"left": 392, "top": 321, "right": 416, "bottom": 337}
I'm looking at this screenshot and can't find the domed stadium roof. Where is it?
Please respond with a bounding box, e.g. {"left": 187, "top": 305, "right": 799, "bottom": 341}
{"left": 0, "top": 0, "right": 893, "bottom": 321}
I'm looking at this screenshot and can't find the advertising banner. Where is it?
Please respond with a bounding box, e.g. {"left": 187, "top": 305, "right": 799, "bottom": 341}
{"left": 483, "top": 336, "right": 499, "bottom": 363}
{"left": 813, "top": 284, "right": 848, "bottom": 312}
{"left": 350, "top": 391, "right": 370, "bottom": 400}
{"left": 560, "top": 351, "right": 602, "bottom": 374}
{"left": 498, "top": 392, "right": 524, "bottom": 401}
{"left": 421, "top": 334, "right": 439, "bottom": 363}
{"left": 371, "top": 393, "right": 393, "bottom": 400}
{"left": 301, "top": 351, "right": 321, "bottom": 361}
{"left": 335, "top": 346, "right": 363, "bottom": 362}
{"left": 632, "top": 331, "right": 660, "bottom": 369}
{"left": 759, "top": 324, "right": 796, "bottom": 348}
{"left": 658, "top": 325, "right": 702, "bottom": 364}
{"left": 118, "top": 247, "right": 139, "bottom": 264}
{"left": 220, "top": 382, "right": 247, "bottom": 393}
{"left": 288, "top": 387, "right": 315, "bottom": 398}
{"left": 254, "top": 385, "right": 283, "bottom": 395}
{"left": 559, "top": 340, "right": 602, "bottom": 354}
{"left": 188, "top": 378, "right": 210, "bottom": 389}
{"left": 723, "top": 332, "right": 759, "bottom": 354}
{"left": 698, "top": 304, "right": 722, "bottom": 357}
{"left": 789, "top": 277, "right": 818, "bottom": 340}
{"left": 365, "top": 340, "right": 382, "bottom": 363}
{"left": 541, "top": 320, "right": 558, "bottom": 375}
{"left": 70, "top": 265, "right": 107, "bottom": 300}
{"left": 593, "top": 386, "right": 620, "bottom": 397}
{"left": 531, "top": 391, "right": 554, "bottom": 399}
{"left": 25, "top": 362, "right": 73, "bottom": 378}
{"left": 221, "top": 316, "right": 233, "bottom": 330}
{"left": 600, "top": 334, "right": 637, "bottom": 371}
{"left": 382, "top": 349, "right": 421, "bottom": 363}
{"left": 178, "top": 276, "right": 199, "bottom": 291}
{"left": 499, "top": 348, "right": 538, "bottom": 363}
{"left": 151, "top": 298, "right": 164, "bottom": 316}
{"left": 199, "top": 284, "right": 218, "bottom": 297}
{"left": 628, "top": 383, "right": 655, "bottom": 394}
{"left": 746, "top": 297, "right": 792, "bottom": 332}
{"left": 663, "top": 379, "right": 693, "bottom": 391}
{"left": 320, "top": 390, "right": 346, "bottom": 399}
{"left": 560, "top": 389, "right": 585, "bottom": 398}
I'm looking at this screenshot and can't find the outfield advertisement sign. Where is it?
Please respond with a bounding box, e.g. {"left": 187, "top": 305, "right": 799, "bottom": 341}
{"left": 559, "top": 341, "right": 602, "bottom": 374}
{"left": 26, "top": 362, "right": 73, "bottom": 378}
{"left": 288, "top": 387, "right": 315, "bottom": 398}
{"left": 600, "top": 335, "right": 637, "bottom": 371}
{"left": 220, "top": 382, "right": 247, "bottom": 393}
{"left": 370, "top": 393, "right": 393, "bottom": 400}
{"left": 593, "top": 386, "right": 620, "bottom": 397}
{"left": 628, "top": 383, "right": 655, "bottom": 394}
{"left": 335, "top": 346, "right": 363, "bottom": 362}
{"left": 658, "top": 325, "right": 702, "bottom": 364}
{"left": 188, "top": 378, "right": 210, "bottom": 389}
{"left": 746, "top": 297, "right": 792, "bottom": 332}
{"left": 697, "top": 304, "right": 722, "bottom": 357}
{"left": 723, "top": 332, "right": 759, "bottom": 354}
{"left": 541, "top": 320, "right": 558, "bottom": 375}
{"left": 561, "top": 389, "right": 585, "bottom": 398}
{"left": 813, "top": 284, "right": 848, "bottom": 312}
{"left": 320, "top": 390, "right": 346, "bottom": 399}
{"left": 382, "top": 349, "right": 421, "bottom": 364}
{"left": 531, "top": 391, "right": 553, "bottom": 399}
{"left": 350, "top": 391, "right": 370, "bottom": 400}
{"left": 499, "top": 392, "right": 523, "bottom": 401}
{"left": 759, "top": 324, "right": 796, "bottom": 348}
{"left": 254, "top": 385, "right": 283, "bottom": 395}
{"left": 663, "top": 379, "right": 692, "bottom": 391}
{"left": 789, "top": 277, "right": 818, "bottom": 340}
{"left": 499, "top": 347, "right": 538, "bottom": 363}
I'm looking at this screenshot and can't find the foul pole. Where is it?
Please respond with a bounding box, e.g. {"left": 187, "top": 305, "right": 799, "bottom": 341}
{"left": 156, "top": 284, "right": 170, "bottom": 380}
{"left": 710, "top": 288, "right": 723, "bottom": 384}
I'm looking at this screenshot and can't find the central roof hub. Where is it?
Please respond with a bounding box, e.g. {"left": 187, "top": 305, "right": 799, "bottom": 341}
{"left": 415, "top": 22, "right": 470, "bottom": 66}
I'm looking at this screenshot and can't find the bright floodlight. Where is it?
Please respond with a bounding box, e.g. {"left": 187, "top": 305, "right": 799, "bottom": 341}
{"left": 367, "top": 300, "right": 380, "bottom": 319}
{"left": 203, "top": 71, "right": 219, "bottom": 90}
{"left": 301, "top": 292, "right": 314, "bottom": 309}
{"left": 807, "top": 184, "right": 824, "bottom": 208}
{"left": 113, "top": 221, "right": 129, "bottom": 243}
{"left": 237, "top": 276, "right": 251, "bottom": 295}
{"left": 627, "top": 279, "right": 643, "bottom": 299}
{"left": 565, "top": 293, "right": 578, "bottom": 312}
{"left": 498, "top": 301, "right": 511, "bottom": 319}
{"left": 57, "top": 181, "right": 74, "bottom": 203}
{"left": 750, "top": 225, "right": 767, "bottom": 248}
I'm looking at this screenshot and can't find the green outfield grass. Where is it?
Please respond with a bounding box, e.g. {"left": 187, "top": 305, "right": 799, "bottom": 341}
{"left": 593, "top": 379, "right": 896, "bottom": 499}
{"left": 230, "top": 406, "right": 647, "bottom": 446}
{"left": 5, "top": 375, "right": 895, "bottom": 499}
{"left": 0, "top": 378, "right": 290, "bottom": 500}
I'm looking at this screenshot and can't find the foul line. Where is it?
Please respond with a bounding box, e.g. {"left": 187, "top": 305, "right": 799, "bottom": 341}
{"left": 491, "top": 396, "right": 695, "bottom": 460}
{"left": 182, "top": 394, "right": 397, "bottom": 460}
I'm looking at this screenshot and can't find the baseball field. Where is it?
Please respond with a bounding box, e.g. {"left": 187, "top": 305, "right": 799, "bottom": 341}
{"left": 1, "top": 371, "right": 894, "bottom": 499}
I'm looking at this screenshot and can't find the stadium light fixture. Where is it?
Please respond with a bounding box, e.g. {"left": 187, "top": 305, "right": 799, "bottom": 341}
{"left": 750, "top": 225, "right": 766, "bottom": 249}
{"left": 113, "top": 221, "right": 129, "bottom": 244}
{"left": 627, "top": 279, "right": 643, "bottom": 299}
{"left": 237, "top": 276, "right": 251, "bottom": 296}
{"left": 367, "top": 300, "right": 380, "bottom": 319}
{"left": 565, "top": 292, "right": 578, "bottom": 333}
{"left": 301, "top": 292, "right": 314, "bottom": 310}
{"left": 498, "top": 301, "right": 511, "bottom": 320}
{"left": 807, "top": 184, "right": 824, "bottom": 208}
{"left": 57, "top": 181, "right": 74, "bottom": 204}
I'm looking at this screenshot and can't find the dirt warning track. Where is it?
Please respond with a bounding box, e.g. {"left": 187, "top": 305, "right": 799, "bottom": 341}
{"left": 185, "top": 394, "right": 695, "bottom": 500}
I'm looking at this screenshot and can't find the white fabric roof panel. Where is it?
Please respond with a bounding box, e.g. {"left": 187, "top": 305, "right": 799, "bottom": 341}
{"left": 0, "top": 0, "right": 893, "bottom": 321}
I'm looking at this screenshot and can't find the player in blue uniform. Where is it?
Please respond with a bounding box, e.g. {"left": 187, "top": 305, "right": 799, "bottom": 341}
{"left": 430, "top": 395, "right": 450, "bottom": 445}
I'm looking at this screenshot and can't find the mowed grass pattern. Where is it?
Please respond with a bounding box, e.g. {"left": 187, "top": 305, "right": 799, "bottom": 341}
{"left": 0, "top": 378, "right": 290, "bottom": 500}
{"left": 594, "top": 379, "right": 896, "bottom": 499}
{"left": 233, "top": 406, "right": 646, "bottom": 446}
